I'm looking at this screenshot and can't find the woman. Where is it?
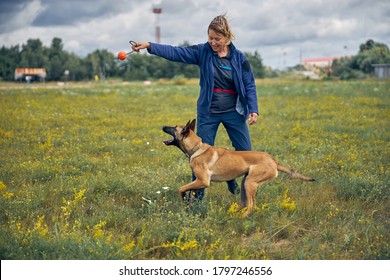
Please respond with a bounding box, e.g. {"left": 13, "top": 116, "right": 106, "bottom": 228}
{"left": 133, "top": 14, "right": 259, "bottom": 200}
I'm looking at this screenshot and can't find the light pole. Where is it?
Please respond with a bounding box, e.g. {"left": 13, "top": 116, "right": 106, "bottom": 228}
{"left": 153, "top": 7, "right": 162, "bottom": 43}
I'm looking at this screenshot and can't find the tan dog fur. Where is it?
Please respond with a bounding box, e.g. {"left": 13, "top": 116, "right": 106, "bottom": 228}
{"left": 163, "top": 119, "right": 315, "bottom": 217}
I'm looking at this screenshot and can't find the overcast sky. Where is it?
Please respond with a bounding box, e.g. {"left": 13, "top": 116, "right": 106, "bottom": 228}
{"left": 0, "top": 0, "right": 389, "bottom": 68}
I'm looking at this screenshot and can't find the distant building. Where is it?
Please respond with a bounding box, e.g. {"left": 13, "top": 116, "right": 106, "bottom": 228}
{"left": 372, "top": 64, "right": 390, "bottom": 79}
{"left": 15, "top": 68, "right": 46, "bottom": 82}
{"left": 303, "top": 57, "right": 340, "bottom": 69}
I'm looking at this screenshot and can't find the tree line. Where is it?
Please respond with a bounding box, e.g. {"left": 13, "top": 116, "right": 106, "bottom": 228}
{"left": 331, "top": 39, "right": 390, "bottom": 79}
{"left": 1, "top": 37, "right": 389, "bottom": 82}
{"left": 0, "top": 38, "right": 265, "bottom": 82}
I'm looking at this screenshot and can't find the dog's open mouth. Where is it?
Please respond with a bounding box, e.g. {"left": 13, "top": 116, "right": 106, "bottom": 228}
{"left": 163, "top": 138, "right": 174, "bottom": 145}
{"left": 162, "top": 126, "right": 177, "bottom": 146}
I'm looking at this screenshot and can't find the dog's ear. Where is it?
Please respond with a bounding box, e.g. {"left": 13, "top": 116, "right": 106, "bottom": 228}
{"left": 182, "top": 119, "right": 196, "bottom": 136}
{"left": 189, "top": 119, "right": 196, "bottom": 131}
{"left": 181, "top": 120, "right": 191, "bottom": 136}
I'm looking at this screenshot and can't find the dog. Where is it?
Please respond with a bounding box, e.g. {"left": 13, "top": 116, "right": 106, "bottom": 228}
{"left": 162, "top": 119, "right": 315, "bottom": 217}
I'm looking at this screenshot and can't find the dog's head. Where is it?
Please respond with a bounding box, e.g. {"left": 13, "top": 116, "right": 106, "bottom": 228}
{"left": 162, "top": 119, "right": 196, "bottom": 155}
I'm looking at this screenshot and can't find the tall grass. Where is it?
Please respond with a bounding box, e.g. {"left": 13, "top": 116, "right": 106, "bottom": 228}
{"left": 0, "top": 79, "right": 389, "bottom": 259}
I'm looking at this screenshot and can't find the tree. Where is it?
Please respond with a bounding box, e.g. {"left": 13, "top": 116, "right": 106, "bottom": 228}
{"left": 332, "top": 57, "right": 364, "bottom": 79}
{"left": 46, "top": 37, "right": 68, "bottom": 81}
{"left": 0, "top": 37, "right": 266, "bottom": 81}
{"left": 332, "top": 39, "right": 390, "bottom": 79}
{"left": 19, "top": 39, "right": 48, "bottom": 68}
{"left": 354, "top": 40, "right": 390, "bottom": 73}
{"left": 0, "top": 45, "right": 20, "bottom": 80}
{"left": 245, "top": 50, "right": 265, "bottom": 78}
{"left": 62, "top": 53, "right": 86, "bottom": 81}
{"left": 84, "top": 49, "right": 116, "bottom": 80}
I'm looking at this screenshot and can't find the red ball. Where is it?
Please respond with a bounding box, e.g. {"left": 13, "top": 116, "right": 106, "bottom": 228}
{"left": 117, "top": 51, "right": 127, "bottom": 60}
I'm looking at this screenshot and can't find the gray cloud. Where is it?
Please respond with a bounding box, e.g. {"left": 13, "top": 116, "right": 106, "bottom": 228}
{"left": 32, "top": 0, "right": 135, "bottom": 26}
{"left": 0, "top": 0, "right": 389, "bottom": 68}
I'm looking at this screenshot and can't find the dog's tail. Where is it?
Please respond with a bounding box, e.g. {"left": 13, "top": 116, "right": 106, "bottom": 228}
{"left": 277, "top": 163, "right": 316, "bottom": 182}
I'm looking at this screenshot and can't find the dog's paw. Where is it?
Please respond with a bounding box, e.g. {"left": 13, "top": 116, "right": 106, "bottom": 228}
{"left": 180, "top": 191, "right": 187, "bottom": 200}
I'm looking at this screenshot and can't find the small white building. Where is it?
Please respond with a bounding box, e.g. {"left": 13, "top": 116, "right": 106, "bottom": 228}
{"left": 372, "top": 64, "right": 390, "bottom": 79}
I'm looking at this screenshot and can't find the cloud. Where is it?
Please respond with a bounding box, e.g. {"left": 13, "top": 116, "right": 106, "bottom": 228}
{"left": 0, "top": 0, "right": 389, "bottom": 68}
{"left": 0, "top": 0, "right": 46, "bottom": 33}
{"left": 316, "top": 18, "right": 358, "bottom": 38}
{"left": 32, "top": 0, "right": 134, "bottom": 26}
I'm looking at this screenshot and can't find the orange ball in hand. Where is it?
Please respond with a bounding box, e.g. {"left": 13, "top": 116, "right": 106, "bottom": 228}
{"left": 117, "top": 51, "right": 127, "bottom": 60}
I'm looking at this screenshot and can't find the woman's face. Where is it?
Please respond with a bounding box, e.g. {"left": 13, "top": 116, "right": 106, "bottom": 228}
{"left": 208, "top": 29, "right": 228, "bottom": 53}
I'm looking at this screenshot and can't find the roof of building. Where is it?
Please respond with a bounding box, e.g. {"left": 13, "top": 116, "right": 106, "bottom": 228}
{"left": 303, "top": 57, "right": 340, "bottom": 64}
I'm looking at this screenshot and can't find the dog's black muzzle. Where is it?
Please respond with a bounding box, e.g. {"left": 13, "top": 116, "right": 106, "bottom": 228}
{"left": 162, "top": 126, "right": 178, "bottom": 147}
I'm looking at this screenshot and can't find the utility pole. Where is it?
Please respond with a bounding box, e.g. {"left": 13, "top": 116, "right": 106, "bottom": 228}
{"left": 153, "top": 7, "right": 162, "bottom": 43}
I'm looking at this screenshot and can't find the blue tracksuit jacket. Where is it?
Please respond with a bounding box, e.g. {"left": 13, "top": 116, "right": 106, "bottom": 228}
{"left": 148, "top": 42, "right": 259, "bottom": 118}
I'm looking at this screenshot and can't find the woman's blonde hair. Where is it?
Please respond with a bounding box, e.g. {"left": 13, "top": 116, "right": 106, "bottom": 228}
{"left": 208, "top": 14, "right": 235, "bottom": 44}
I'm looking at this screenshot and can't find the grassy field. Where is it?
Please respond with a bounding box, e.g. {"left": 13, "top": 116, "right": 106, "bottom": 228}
{"left": 0, "top": 79, "right": 389, "bottom": 260}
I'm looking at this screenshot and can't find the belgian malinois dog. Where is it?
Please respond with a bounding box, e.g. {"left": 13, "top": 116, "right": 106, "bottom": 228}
{"left": 163, "top": 119, "right": 315, "bottom": 217}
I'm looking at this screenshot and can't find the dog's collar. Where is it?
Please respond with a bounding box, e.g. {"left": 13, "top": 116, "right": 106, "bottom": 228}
{"left": 188, "top": 143, "right": 203, "bottom": 160}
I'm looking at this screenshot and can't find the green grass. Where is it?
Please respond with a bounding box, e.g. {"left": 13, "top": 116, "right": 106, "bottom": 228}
{"left": 0, "top": 79, "right": 389, "bottom": 260}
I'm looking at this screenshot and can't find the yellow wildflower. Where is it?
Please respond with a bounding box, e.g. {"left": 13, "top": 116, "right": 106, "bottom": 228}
{"left": 209, "top": 238, "right": 221, "bottom": 250}
{"left": 162, "top": 232, "right": 198, "bottom": 251}
{"left": 0, "top": 182, "right": 13, "bottom": 199}
{"left": 33, "top": 215, "right": 49, "bottom": 237}
{"left": 180, "top": 239, "right": 198, "bottom": 251}
{"left": 74, "top": 188, "right": 86, "bottom": 202}
{"left": 124, "top": 241, "right": 135, "bottom": 252}
{"left": 228, "top": 202, "right": 239, "bottom": 213}
{"left": 3, "top": 192, "right": 14, "bottom": 199}
{"left": 92, "top": 221, "right": 106, "bottom": 239}
{"left": 280, "top": 189, "right": 297, "bottom": 212}
{"left": 0, "top": 181, "right": 6, "bottom": 191}
{"left": 228, "top": 202, "right": 247, "bottom": 215}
